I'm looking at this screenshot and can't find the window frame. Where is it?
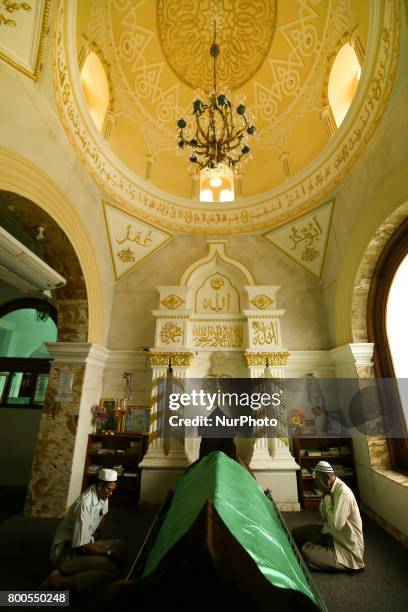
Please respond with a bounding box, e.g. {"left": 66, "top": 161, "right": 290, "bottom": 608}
{"left": 367, "top": 217, "right": 408, "bottom": 473}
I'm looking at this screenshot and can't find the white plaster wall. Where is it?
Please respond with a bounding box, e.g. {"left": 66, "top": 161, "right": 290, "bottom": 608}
{"left": 322, "top": 8, "right": 408, "bottom": 346}
{"left": 108, "top": 234, "right": 331, "bottom": 351}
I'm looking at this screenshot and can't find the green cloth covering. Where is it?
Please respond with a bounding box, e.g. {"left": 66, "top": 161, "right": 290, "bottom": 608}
{"left": 142, "top": 452, "right": 319, "bottom": 607}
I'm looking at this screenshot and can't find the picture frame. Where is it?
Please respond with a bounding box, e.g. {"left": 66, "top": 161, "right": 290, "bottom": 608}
{"left": 99, "top": 397, "right": 118, "bottom": 431}
{"left": 124, "top": 405, "right": 150, "bottom": 433}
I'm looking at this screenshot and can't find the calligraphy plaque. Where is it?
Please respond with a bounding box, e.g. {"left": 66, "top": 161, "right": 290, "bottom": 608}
{"left": 195, "top": 273, "right": 240, "bottom": 314}
{"left": 263, "top": 200, "right": 334, "bottom": 279}
{"left": 192, "top": 321, "right": 243, "bottom": 350}
{"left": 103, "top": 201, "right": 172, "bottom": 279}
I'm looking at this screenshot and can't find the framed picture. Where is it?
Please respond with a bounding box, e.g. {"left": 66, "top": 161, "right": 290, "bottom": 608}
{"left": 100, "top": 398, "right": 117, "bottom": 411}
{"left": 99, "top": 397, "right": 118, "bottom": 431}
{"left": 124, "top": 405, "right": 150, "bottom": 433}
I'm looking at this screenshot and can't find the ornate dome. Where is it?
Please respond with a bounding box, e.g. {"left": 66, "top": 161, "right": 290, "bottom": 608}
{"left": 54, "top": 0, "right": 399, "bottom": 233}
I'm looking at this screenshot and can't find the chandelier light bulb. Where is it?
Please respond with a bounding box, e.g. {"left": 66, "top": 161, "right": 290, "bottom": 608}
{"left": 210, "top": 176, "right": 222, "bottom": 187}
{"left": 176, "top": 19, "right": 256, "bottom": 198}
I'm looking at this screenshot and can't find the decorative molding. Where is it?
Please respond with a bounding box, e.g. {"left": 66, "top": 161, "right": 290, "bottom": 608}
{"left": 243, "top": 352, "right": 289, "bottom": 367}
{"left": 157, "top": 0, "right": 277, "bottom": 91}
{"left": 160, "top": 294, "right": 185, "bottom": 310}
{"left": 146, "top": 351, "right": 194, "bottom": 367}
{"left": 249, "top": 294, "right": 274, "bottom": 310}
{"left": 181, "top": 241, "right": 254, "bottom": 285}
{"left": 45, "top": 342, "right": 110, "bottom": 367}
{"left": 0, "top": 0, "right": 51, "bottom": 81}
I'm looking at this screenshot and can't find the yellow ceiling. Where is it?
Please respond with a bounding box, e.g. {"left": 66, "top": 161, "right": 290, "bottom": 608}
{"left": 75, "top": 1, "right": 369, "bottom": 200}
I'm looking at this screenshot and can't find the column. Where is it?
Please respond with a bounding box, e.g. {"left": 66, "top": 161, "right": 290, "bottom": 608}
{"left": 165, "top": 365, "right": 190, "bottom": 466}
{"left": 139, "top": 360, "right": 168, "bottom": 466}
{"left": 24, "top": 343, "right": 109, "bottom": 517}
{"left": 245, "top": 354, "right": 272, "bottom": 467}
{"left": 320, "top": 105, "right": 337, "bottom": 137}
{"left": 244, "top": 351, "right": 300, "bottom": 510}
{"left": 139, "top": 351, "right": 193, "bottom": 502}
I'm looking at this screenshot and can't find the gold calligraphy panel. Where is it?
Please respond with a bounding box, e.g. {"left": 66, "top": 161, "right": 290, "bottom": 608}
{"left": 103, "top": 201, "right": 172, "bottom": 280}
{"left": 192, "top": 323, "right": 243, "bottom": 350}
{"left": 251, "top": 320, "right": 279, "bottom": 346}
{"left": 263, "top": 200, "right": 334, "bottom": 279}
{"left": 159, "top": 321, "right": 183, "bottom": 345}
{"left": 195, "top": 273, "right": 240, "bottom": 314}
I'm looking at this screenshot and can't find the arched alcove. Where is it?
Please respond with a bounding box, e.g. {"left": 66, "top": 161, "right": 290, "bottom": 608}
{"left": 81, "top": 51, "right": 110, "bottom": 132}
{"left": 328, "top": 43, "right": 361, "bottom": 127}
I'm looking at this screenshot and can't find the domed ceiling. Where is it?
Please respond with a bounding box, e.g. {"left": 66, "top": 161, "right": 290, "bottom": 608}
{"left": 54, "top": 0, "right": 399, "bottom": 233}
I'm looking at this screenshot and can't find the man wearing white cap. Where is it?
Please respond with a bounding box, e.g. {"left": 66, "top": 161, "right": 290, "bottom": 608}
{"left": 40, "top": 468, "right": 124, "bottom": 593}
{"left": 292, "top": 460, "right": 364, "bottom": 571}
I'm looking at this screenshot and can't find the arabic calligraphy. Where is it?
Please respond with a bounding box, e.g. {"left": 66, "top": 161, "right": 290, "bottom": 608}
{"left": 117, "top": 248, "right": 135, "bottom": 263}
{"left": 160, "top": 322, "right": 183, "bottom": 345}
{"left": 193, "top": 325, "right": 243, "bottom": 349}
{"left": 288, "top": 215, "right": 322, "bottom": 262}
{"left": 203, "top": 293, "right": 231, "bottom": 312}
{"left": 116, "top": 225, "right": 152, "bottom": 247}
{"left": 0, "top": 1, "right": 31, "bottom": 26}
{"left": 252, "top": 320, "right": 278, "bottom": 346}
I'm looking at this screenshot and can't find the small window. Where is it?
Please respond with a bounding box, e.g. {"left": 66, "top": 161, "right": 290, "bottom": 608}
{"left": 328, "top": 43, "right": 361, "bottom": 127}
{"left": 0, "top": 308, "right": 57, "bottom": 358}
{"left": 386, "top": 254, "right": 408, "bottom": 430}
{"left": 81, "top": 51, "right": 110, "bottom": 132}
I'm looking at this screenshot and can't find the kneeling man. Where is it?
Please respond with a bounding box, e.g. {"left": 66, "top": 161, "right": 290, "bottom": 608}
{"left": 41, "top": 468, "right": 124, "bottom": 593}
{"left": 292, "top": 461, "right": 364, "bottom": 571}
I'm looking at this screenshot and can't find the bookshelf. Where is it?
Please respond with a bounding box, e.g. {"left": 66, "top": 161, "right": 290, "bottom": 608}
{"left": 82, "top": 432, "right": 149, "bottom": 506}
{"left": 293, "top": 437, "right": 359, "bottom": 509}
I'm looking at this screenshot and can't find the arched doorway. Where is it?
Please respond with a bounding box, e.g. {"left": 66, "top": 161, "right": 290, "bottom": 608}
{"left": 0, "top": 188, "right": 92, "bottom": 515}
{"left": 0, "top": 299, "right": 58, "bottom": 509}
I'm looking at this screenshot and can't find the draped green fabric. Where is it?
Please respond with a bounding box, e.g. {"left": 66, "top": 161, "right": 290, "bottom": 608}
{"left": 142, "top": 451, "right": 319, "bottom": 607}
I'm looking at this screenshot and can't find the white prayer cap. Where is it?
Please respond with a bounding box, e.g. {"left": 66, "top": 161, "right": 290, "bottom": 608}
{"left": 98, "top": 468, "right": 117, "bottom": 482}
{"left": 314, "top": 461, "right": 334, "bottom": 474}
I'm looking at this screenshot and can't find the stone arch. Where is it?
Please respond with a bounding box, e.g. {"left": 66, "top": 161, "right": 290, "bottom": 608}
{"left": 0, "top": 148, "right": 105, "bottom": 344}
{"left": 334, "top": 165, "right": 408, "bottom": 473}
{"left": 334, "top": 164, "right": 408, "bottom": 346}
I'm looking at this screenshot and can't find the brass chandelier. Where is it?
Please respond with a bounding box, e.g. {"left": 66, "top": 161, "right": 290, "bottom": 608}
{"left": 176, "top": 22, "right": 256, "bottom": 174}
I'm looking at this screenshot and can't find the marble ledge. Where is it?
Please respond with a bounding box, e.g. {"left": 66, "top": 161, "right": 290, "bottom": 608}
{"left": 373, "top": 468, "right": 408, "bottom": 488}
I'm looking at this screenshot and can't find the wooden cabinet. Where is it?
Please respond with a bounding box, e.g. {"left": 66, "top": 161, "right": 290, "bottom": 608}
{"left": 82, "top": 432, "right": 149, "bottom": 506}
{"left": 293, "top": 437, "right": 359, "bottom": 509}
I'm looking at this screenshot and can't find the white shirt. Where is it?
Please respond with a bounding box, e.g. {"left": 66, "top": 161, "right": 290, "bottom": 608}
{"left": 50, "top": 485, "right": 108, "bottom": 566}
{"left": 320, "top": 477, "right": 364, "bottom": 569}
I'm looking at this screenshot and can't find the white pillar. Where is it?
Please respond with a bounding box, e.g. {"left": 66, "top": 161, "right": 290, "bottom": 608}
{"left": 139, "top": 351, "right": 193, "bottom": 502}
{"left": 139, "top": 364, "right": 168, "bottom": 466}
{"left": 165, "top": 366, "right": 190, "bottom": 466}
{"left": 244, "top": 352, "right": 300, "bottom": 510}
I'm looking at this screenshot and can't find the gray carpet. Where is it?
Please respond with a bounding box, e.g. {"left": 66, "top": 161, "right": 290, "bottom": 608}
{"left": 282, "top": 509, "right": 408, "bottom": 612}
{"left": 0, "top": 493, "right": 407, "bottom": 612}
